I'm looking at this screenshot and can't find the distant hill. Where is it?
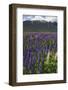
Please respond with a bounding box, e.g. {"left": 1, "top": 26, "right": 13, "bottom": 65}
{"left": 23, "top": 20, "right": 57, "bottom": 32}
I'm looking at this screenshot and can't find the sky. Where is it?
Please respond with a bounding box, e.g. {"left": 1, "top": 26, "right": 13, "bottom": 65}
{"left": 23, "top": 15, "right": 57, "bottom": 22}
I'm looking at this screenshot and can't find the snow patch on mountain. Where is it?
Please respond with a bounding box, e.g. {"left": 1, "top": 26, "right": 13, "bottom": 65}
{"left": 23, "top": 15, "right": 57, "bottom": 23}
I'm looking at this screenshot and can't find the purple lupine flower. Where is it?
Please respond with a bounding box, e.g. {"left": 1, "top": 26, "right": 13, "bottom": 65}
{"left": 23, "top": 32, "right": 57, "bottom": 74}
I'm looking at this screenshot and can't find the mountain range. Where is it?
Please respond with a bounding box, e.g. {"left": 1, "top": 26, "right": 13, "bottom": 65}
{"left": 23, "top": 20, "right": 57, "bottom": 32}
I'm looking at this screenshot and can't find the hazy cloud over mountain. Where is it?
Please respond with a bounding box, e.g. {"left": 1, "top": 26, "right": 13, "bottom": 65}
{"left": 23, "top": 15, "right": 57, "bottom": 22}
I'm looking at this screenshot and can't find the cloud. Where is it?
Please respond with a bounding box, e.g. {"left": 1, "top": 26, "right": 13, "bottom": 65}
{"left": 23, "top": 15, "right": 34, "bottom": 21}
{"left": 44, "top": 17, "right": 57, "bottom": 22}
{"left": 23, "top": 15, "right": 57, "bottom": 22}
{"left": 32, "top": 16, "right": 44, "bottom": 21}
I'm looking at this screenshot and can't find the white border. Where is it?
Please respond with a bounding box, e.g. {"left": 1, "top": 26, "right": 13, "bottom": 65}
{"left": 16, "top": 8, "right": 64, "bottom": 82}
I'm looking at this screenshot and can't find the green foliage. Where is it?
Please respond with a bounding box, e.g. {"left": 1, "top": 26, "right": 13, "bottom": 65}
{"left": 23, "top": 67, "right": 31, "bottom": 74}
{"left": 23, "top": 51, "right": 57, "bottom": 74}
{"left": 42, "top": 52, "right": 57, "bottom": 73}
{"left": 34, "top": 59, "right": 38, "bottom": 73}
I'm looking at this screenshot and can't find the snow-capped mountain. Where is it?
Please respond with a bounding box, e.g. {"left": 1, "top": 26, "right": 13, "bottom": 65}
{"left": 23, "top": 15, "right": 57, "bottom": 23}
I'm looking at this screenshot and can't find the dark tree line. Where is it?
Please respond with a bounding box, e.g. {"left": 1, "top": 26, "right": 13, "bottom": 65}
{"left": 23, "top": 20, "right": 57, "bottom": 32}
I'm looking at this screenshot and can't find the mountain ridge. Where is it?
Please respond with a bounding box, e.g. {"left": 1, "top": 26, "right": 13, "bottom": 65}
{"left": 23, "top": 20, "right": 57, "bottom": 32}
